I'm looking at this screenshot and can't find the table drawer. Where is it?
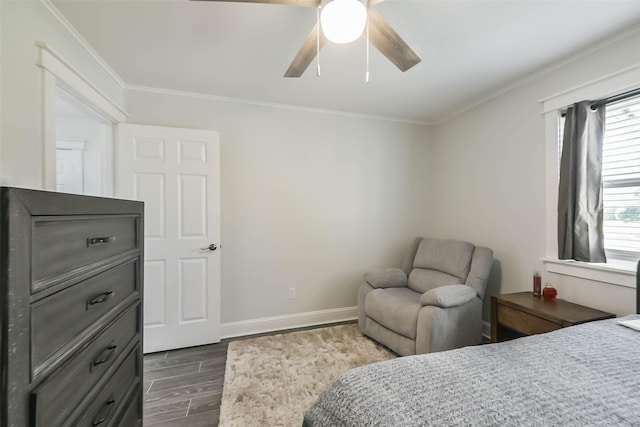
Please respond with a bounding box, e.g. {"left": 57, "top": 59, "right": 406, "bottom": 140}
{"left": 32, "top": 215, "right": 139, "bottom": 291}
{"left": 31, "top": 305, "right": 140, "bottom": 427}
{"left": 73, "top": 345, "right": 141, "bottom": 427}
{"left": 31, "top": 259, "right": 139, "bottom": 379}
{"left": 497, "top": 304, "right": 561, "bottom": 336}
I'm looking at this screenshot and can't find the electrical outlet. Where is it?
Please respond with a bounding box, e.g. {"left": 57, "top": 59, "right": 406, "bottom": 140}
{"left": 288, "top": 287, "right": 296, "bottom": 299}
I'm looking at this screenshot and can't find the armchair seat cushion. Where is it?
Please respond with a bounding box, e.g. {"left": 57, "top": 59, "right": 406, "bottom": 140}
{"left": 420, "top": 284, "right": 477, "bottom": 308}
{"left": 364, "top": 287, "right": 421, "bottom": 340}
{"left": 364, "top": 268, "right": 407, "bottom": 288}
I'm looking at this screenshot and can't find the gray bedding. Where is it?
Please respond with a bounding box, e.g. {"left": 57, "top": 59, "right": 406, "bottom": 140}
{"left": 303, "top": 315, "right": 640, "bottom": 426}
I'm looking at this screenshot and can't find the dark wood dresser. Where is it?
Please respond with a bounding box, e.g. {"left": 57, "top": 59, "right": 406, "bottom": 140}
{"left": 0, "top": 187, "right": 144, "bottom": 426}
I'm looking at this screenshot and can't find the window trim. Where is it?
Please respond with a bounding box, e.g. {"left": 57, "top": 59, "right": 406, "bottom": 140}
{"left": 541, "top": 62, "right": 640, "bottom": 287}
{"left": 542, "top": 258, "right": 635, "bottom": 289}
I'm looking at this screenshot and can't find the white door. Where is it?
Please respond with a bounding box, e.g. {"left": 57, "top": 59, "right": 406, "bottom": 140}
{"left": 116, "top": 123, "right": 221, "bottom": 353}
{"left": 56, "top": 148, "right": 84, "bottom": 193}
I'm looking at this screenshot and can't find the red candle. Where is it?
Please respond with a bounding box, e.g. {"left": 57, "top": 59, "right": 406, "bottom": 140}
{"left": 543, "top": 285, "right": 557, "bottom": 301}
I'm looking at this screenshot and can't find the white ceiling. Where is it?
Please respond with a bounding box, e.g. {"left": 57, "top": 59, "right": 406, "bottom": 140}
{"left": 51, "top": 0, "right": 640, "bottom": 124}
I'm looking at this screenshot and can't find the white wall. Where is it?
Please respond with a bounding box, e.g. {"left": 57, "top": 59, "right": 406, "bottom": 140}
{"left": 125, "top": 89, "right": 433, "bottom": 323}
{"left": 3, "top": 0, "right": 637, "bottom": 331}
{"left": 0, "top": 0, "right": 433, "bottom": 330}
{"left": 433, "top": 27, "right": 640, "bottom": 320}
{"left": 0, "top": 1, "right": 124, "bottom": 188}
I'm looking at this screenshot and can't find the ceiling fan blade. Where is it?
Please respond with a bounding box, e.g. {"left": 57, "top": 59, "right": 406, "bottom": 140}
{"left": 191, "top": 0, "right": 320, "bottom": 7}
{"left": 367, "top": 8, "right": 421, "bottom": 72}
{"left": 284, "top": 22, "right": 326, "bottom": 77}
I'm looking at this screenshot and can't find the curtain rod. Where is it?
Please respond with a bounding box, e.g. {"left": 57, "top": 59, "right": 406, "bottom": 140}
{"left": 591, "top": 87, "right": 640, "bottom": 110}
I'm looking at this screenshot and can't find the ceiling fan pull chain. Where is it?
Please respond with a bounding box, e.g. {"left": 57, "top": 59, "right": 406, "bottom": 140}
{"left": 316, "top": 4, "right": 321, "bottom": 77}
{"left": 365, "top": 16, "right": 370, "bottom": 83}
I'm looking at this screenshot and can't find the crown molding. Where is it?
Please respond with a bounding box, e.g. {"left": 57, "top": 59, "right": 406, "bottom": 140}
{"left": 37, "top": 0, "right": 429, "bottom": 126}
{"left": 436, "top": 23, "right": 640, "bottom": 125}
{"left": 38, "top": 0, "right": 640, "bottom": 127}
{"left": 125, "top": 84, "right": 434, "bottom": 126}
{"left": 40, "top": 0, "right": 127, "bottom": 89}
{"left": 39, "top": 0, "right": 432, "bottom": 126}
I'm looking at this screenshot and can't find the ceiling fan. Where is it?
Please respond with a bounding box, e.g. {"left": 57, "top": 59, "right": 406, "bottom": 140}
{"left": 192, "top": 0, "right": 421, "bottom": 77}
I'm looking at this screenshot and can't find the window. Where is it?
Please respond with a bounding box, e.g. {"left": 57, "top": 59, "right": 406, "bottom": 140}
{"left": 541, "top": 68, "right": 640, "bottom": 286}
{"left": 602, "top": 94, "right": 640, "bottom": 261}
{"left": 557, "top": 92, "right": 640, "bottom": 262}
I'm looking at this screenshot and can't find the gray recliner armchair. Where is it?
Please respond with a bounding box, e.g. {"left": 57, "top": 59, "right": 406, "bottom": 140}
{"left": 358, "top": 237, "right": 493, "bottom": 356}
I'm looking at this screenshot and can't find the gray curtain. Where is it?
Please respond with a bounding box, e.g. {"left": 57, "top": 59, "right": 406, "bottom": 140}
{"left": 557, "top": 101, "right": 606, "bottom": 262}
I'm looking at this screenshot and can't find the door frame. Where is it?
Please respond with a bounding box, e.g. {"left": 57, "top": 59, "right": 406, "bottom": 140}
{"left": 38, "top": 42, "right": 127, "bottom": 194}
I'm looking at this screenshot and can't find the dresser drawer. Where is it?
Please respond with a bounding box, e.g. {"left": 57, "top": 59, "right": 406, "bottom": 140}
{"left": 497, "top": 304, "right": 561, "bottom": 336}
{"left": 73, "top": 346, "right": 141, "bottom": 427}
{"left": 114, "top": 385, "right": 143, "bottom": 427}
{"left": 32, "top": 215, "right": 139, "bottom": 291}
{"left": 31, "top": 305, "right": 140, "bottom": 427}
{"left": 31, "top": 259, "right": 139, "bottom": 379}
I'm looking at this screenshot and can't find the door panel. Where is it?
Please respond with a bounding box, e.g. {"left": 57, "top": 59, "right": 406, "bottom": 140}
{"left": 116, "top": 124, "right": 220, "bottom": 353}
{"left": 56, "top": 148, "right": 84, "bottom": 194}
{"left": 136, "top": 173, "right": 165, "bottom": 239}
{"left": 180, "top": 258, "right": 207, "bottom": 321}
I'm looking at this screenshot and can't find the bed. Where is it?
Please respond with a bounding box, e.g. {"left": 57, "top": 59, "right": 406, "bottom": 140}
{"left": 303, "top": 313, "right": 640, "bottom": 426}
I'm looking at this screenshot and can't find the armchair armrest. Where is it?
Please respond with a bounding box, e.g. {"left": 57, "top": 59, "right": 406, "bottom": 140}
{"left": 420, "top": 284, "right": 477, "bottom": 307}
{"left": 364, "top": 268, "right": 407, "bottom": 289}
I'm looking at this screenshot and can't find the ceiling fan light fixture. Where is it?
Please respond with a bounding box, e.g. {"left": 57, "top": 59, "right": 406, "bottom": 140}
{"left": 320, "top": 0, "right": 367, "bottom": 44}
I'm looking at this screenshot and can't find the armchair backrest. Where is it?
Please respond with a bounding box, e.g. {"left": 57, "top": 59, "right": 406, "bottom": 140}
{"left": 405, "top": 237, "right": 493, "bottom": 298}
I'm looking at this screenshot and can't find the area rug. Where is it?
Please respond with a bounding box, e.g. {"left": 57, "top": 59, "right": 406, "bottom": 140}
{"left": 218, "top": 323, "right": 396, "bottom": 427}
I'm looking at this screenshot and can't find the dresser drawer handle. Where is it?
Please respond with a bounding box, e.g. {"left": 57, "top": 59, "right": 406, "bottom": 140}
{"left": 92, "top": 345, "right": 118, "bottom": 369}
{"left": 92, "top": 396, "right": 116, "bottom": 426}
{"left": 87, "top": 236, "right": 115, "bottom": 247}
{"left": 87, "top": 291, "right": 114, "bottom": 307}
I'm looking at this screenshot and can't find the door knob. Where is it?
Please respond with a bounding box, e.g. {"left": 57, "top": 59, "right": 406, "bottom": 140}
{"left": 201, "top": 243, "right": 217, "bottom": 251}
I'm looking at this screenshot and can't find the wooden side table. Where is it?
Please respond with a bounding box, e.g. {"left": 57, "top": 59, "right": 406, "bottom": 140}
{"left": 491, "top": 291, "right": 615, "bottom": 343}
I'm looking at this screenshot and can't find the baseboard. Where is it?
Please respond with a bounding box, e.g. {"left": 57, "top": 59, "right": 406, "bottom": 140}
{"left": 221, "top": 306, "right": 359, "bottom": 339}
{"left": 221, "top": 308, "right": 492, "bottom": 342}
{"left": 482, "top": 320, "right": 491, "bottom": 340}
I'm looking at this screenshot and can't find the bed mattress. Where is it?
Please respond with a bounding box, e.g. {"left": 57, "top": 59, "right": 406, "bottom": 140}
{"left": 303, "top": 315, "right": 640, "bottom": 426}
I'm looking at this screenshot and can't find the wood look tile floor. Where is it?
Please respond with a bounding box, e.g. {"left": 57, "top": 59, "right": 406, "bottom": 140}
{"left": 141, "top": 323, "right": 341, "bottom": 427}
{"left": 143, "top": 341, "right": 229, "bottom": 427}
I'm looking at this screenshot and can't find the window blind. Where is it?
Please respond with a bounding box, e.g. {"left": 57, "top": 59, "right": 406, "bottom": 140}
{"left": 603, "top": 95, "right": 640, "bottom": 258}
